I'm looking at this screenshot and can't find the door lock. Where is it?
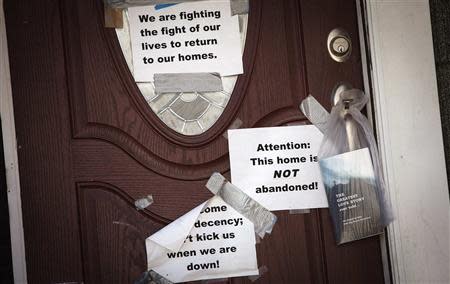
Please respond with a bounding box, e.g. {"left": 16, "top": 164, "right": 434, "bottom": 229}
{"left": 327, "top": 28, "right": 352, "bottom": 62}
{"left": 331, "top": 37, "right": 350, "bottom": 55}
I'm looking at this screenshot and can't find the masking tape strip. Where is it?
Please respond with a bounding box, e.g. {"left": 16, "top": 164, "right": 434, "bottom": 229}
{"left": 248, "top": 265, "right": 269, "bottom": 282}
{"left": 231, "top": 0, "right": 249, "bottom": 15}
{"left": 299, "top": 95, "right": 330, "bottom": 134}
{"left": 135, "top": 195, "right": 154, "bottom": 210}
{"left": 135, "top": 270, "right": 173, "bottom": 284}
{"left": 206, "top": 172, "right": 277, "bottom": 238}
{"left": 222, "top": 118, "right": 243, "bottom": 139}
{"left": 154, "top": 73, "right": 223, "bottom": 93}
{"left": 105, "top": 6, "right": 124, "bottom": 28}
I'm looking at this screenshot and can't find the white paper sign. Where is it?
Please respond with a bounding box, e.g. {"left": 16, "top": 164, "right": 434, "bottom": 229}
{"left": 228, "top": 125, "right": 328, "bottom": 211}
{"left": 128, "top": 0, "right": 243, "bottom": 82}
{"left": 146, "top": 196, "right": 258, "bottom": 283}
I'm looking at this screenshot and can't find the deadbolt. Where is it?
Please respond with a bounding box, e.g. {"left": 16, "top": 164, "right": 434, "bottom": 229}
{"left": 327, "top": 28, "right": 352, "bottom": 62}
{"left": 331, "top": 37, "right": 350, "bottom": 55}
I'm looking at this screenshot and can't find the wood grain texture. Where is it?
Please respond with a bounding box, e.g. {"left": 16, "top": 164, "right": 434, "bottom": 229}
{"left": 5, "top": 0, "right": 385, "bottom": 282}
{"left": 300, "top": 0, "right": 385, "bottom": 283}
{"left": 77, "top": 182, "right": 166, "bottom": 283}
{"left": 61, "top": 0, "right": 309, "bottom": 181}
{"left": 61, "top": 0, "right": 262, "bottom": 178}
{"left": 0, "top": 0, "right": 27, "bottom": 281}
{"left": 4, "top": 0, "right": 84, "bottom": 283}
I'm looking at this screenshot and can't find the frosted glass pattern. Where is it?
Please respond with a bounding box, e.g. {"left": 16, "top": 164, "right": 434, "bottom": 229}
{"left": 116, "top": 10, "right": 248, "bottom": 135}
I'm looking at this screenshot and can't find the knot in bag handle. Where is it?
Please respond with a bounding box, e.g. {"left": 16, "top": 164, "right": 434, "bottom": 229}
{"left": 334, "top": 88, "right": 368, "bottom": 111}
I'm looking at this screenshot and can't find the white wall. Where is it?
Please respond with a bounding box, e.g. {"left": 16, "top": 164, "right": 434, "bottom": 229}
{"left": 366, "top": 0, "right": 450, "bottom": 283}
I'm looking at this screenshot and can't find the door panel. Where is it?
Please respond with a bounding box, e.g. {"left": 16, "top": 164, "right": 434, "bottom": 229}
{"left": 77, "top": 182, "right": 165, "bottom": 284}
{"left": 5, "top": 0, "right": 385, "bottom": 283}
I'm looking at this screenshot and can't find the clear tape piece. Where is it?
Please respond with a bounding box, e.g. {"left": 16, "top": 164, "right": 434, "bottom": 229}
{"left": 299, "top": 95, "right": 330, "bottom": 134}
{"left": 154, "top": 73, "right": 223, "bottom": 93}
{"left": 206, "top": 173, "right": 277, "bottom": 238}
{"left": 222, "top": 118, "right": 243, "bottom": 139}
{"left": 135, "top": 195, "right": 154, "bottom": 210}
{"left": 248, "top": 265, "right": 269, "bottom": 282}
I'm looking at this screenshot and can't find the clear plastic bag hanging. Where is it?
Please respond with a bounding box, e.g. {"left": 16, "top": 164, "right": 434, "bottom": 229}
{"left": 318, "top": 89, "right": 393, "bottom": 244}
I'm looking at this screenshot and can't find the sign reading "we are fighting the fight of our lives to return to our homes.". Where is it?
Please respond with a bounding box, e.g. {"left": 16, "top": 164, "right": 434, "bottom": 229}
{"left": 127, "top": 0, "right": 243, "bottom": 82}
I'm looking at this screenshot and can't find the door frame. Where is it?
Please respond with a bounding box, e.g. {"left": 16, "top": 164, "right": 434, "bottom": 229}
{"left": 362, "top": 0, "right": 450, "bottom": 283}
{"left": 1, "top": 0, "right": 448, "bottom": 283}
{"left": 0, "top": 0, "right": 27, "bottom": 283}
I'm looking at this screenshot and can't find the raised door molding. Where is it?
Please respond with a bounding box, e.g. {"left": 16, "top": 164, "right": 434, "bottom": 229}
{"left": 60, "top": 0, "right": 309, "bottom": 180}
{"left": 77, "top": 182, "right": 167, "bottom": 283}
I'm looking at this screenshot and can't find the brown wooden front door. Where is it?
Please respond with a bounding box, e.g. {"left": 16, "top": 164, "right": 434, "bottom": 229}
{"left": 5, "top": 0, "right": 386, "bottom": 283}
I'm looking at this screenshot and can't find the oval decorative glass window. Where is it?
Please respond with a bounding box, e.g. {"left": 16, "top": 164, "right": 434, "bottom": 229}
{"left": 116, "top": 11, "right": 248, "bottom": 136}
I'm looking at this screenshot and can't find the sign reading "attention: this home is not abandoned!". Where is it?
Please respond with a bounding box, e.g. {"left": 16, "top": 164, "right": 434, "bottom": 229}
{"left": 228, "top": 125, "right": 328, "bottom": 211}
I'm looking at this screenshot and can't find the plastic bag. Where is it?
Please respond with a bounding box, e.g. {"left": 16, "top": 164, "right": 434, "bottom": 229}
{"left": 317, "top": 89, "right": 393, "bottom": 244}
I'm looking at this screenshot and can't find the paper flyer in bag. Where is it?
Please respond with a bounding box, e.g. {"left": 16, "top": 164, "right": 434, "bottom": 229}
{"left": 319, "top": 148, "right": 384, "bottom": 244}
{"left": 146, "top": 196, "right": 259, "bottom": 283}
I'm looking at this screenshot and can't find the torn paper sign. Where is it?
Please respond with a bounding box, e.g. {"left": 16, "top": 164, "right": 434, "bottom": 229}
{"left": 228, "top": 125, "right": 328, "bottom": 211}
{"left": 128, "top": 0, "right": 243, "bottom": 82}
{"left": 146, "top": 196, "right": 258, "bottom": 283}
